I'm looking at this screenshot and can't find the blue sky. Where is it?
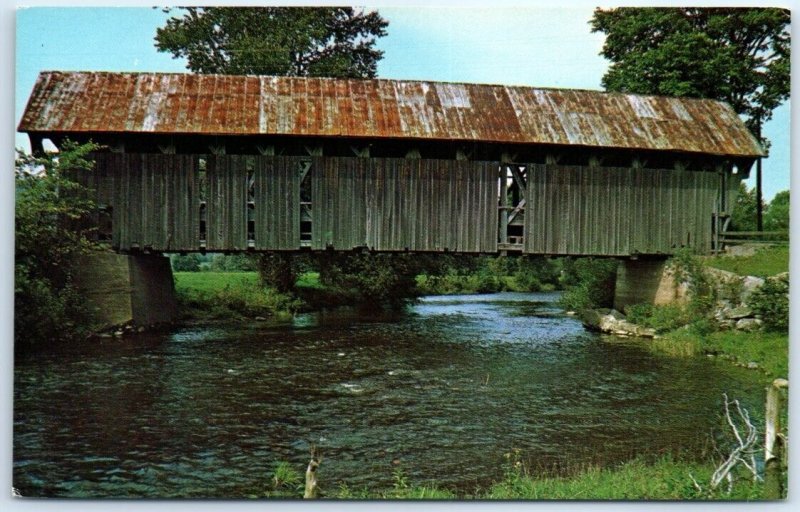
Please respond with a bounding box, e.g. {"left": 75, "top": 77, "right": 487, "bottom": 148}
{"left": 15, "top": 5, "right": 791, "bottom": 200}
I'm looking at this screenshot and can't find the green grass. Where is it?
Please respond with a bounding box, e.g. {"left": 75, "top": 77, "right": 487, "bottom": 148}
{"left": 296, "top": 271, "right": 323, "bottom": 289}
{"left": 173, "top": 271, "right": 301, "bottom": 320}
{"left": 657, "top": 329, "right": 789, "bottom": 378}
{"left": 482, "top": 456, "right": 764, "bottom": 500}
{"left": 174, "top": 271, "right": 259, "bottom": 293}
{"left": 704, "top": 245, "right": 789, "bottom": 277}
{"left": 264, "top": 456, "right": 768, "bottom": 500}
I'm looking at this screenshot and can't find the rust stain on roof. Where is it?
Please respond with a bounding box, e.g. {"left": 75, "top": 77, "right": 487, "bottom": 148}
{"left": 18, "top": 71, "right": 764, "bottom": 157}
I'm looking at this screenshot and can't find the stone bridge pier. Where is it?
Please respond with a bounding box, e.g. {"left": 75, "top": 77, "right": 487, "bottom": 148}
{"left": 73, "top": 251, "right": 178, "bottom": 331}
{"left": 613, "top": 258, "right": 686, "bottom": 311}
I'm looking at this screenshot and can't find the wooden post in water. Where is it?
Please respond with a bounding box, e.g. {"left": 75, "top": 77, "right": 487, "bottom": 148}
{"left": 764, "top": 378, "right": 788, "bottom": 499}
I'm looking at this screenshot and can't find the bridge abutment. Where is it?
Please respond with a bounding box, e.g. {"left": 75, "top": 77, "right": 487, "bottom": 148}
{"left": 74, "top": 251, "right": 178, "bottom": 330}
{"left": 613, "top": 258, "right": 687, "bottom": 311}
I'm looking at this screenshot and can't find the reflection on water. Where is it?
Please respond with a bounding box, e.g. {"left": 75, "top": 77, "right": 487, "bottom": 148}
{"left": 14, "top": 292, "right": 763, "bottom": 497}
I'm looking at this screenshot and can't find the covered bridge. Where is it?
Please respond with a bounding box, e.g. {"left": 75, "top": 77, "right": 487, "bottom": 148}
{"left": 19, "top": 71, "right": 764, "bottom": 257}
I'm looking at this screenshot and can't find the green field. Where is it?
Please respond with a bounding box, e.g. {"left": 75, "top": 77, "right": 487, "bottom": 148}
{"left": 174, "top": 271, "right": 260, "bottom": 293}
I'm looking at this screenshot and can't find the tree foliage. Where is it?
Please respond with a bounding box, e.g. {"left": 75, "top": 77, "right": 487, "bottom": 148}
{"left": 15, "top": 141, "right": 100, "bottom": 348}
{"left": 764, "top": 190, "right": 790, "bottom": 231}
{"left": 557, "top": 258, "right": 619, "bottom": 311}
{"left": 156, "top": 6, "right": 391, "bottom": 301}
{"left": 591, "top": 8, "right": 790, "bottom": 139}
{"left": 155, "top": 7, "right": 388, "bottom": 78}
{"left": 730, "top": 182, "right": 760, "bottom": 232}
{"left": 315, "top": 252, "right": 422, "bottom": 308}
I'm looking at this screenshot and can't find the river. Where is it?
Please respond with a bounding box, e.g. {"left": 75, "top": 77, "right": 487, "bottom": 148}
{"left": 13, "top": 292, "right": 764, "bottom": 498}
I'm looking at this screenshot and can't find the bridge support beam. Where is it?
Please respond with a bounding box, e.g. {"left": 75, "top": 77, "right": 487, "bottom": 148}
{"left": 73, "top": 251, "right": 178, "bottom": 331}
{"left": 613, "top": 258, "right": 686, "bottom": 311}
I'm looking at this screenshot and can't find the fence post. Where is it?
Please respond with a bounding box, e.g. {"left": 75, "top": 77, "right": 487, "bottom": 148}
{"left": 304, "top": 448, "right": 320, "bottom": 499}
{"left": 764, "top": 378, "right": 788, "bottom": 499}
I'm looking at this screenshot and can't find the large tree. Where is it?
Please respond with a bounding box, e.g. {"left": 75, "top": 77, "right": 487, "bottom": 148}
{"left": 590, "top": 8, "right": 790, "bottom": 139}
{"left": 155, "top": 7, "right": 388, "bottom": 78}
{"left": 591, "top": 8, "right": 789, "bottom": 231}
{"left": 155, "top": 7, "right": 394, "bottom": 299}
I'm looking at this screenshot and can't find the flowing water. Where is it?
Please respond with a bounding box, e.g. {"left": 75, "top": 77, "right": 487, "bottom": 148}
{"left": 14, "top": 292, "right": 764, "bottom": 498}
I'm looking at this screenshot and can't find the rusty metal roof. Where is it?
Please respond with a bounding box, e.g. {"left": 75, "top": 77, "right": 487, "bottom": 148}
{"left": 18, "top": 71, "right": 764, "bottom": 157}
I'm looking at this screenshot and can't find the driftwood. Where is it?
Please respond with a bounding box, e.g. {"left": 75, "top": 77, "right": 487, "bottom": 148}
{"left": 304, "top": 446, "right": 321, "bottom": 499}
{"left": 710, "top": 394, "right": 760, "bottom": 492}
{"left": 690, "top": 393, "right": 760, "bottom": 495}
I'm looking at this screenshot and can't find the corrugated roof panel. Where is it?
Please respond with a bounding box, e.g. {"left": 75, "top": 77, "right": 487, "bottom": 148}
{"left": 18, "top": 71, "right": 765, "bottom": 157}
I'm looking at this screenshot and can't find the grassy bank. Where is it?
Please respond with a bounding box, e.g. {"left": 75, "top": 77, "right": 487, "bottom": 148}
{"left": 174, "top": 271, "right": 302, "bottom": 320}
{"left": 481, "top": 456, "right": 763, "bottom": 500}
{"left": 613, "top": 245, "right": 789, "bottom": 380}
{"left": 259, "top": 455, "right": 766, "bottom": 500}
{"left": 651, "top": 329, "right": 789, "bottom": 378}
{"left": 704, "top": 245, "right": 789, "bottom": 277}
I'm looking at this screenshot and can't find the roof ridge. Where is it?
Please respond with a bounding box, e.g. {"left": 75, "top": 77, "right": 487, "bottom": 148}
{"left": 35, "top": 70, "right": 733, "bottom": 106}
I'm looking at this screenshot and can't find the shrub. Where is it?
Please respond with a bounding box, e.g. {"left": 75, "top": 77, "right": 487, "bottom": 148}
{"left": 557, "top": 258, "right": 618, "bottom": 310}
{"left": 669, "top": 248, "right": 715, "bottom": 317}
{"left": 749, "top": 275, "right": 789, "bottom": 332}
{"left": 171, "top": 253, "right": 201, "bottom": 271}
{"left": 316, "top": 251, "right": 423, "bottom": 307}
{"left": 625, "top": 303, "right": 690, "bottom": 333}
{"left": 15, "top": 141, "right": 100, "bottom": 348}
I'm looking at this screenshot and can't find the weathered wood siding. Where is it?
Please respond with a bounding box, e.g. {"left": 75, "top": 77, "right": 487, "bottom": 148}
{"left": 78, "top": 152, "right": 117, "bottom": 208}
{"left": 525, "top": 165, "right": 720, "bottom": 255}
{"left": 253, "top": 156, "right": 301, "bottom": 250}
{"left": 94, "top": 153, "right": 199, "bottom": 251}
{"left": 205, "top": 155, "right": 249, "bottom": 250}
{"left": 312, "top": 156, "right": 369, "bottom": 249}
{"left": 312, "top": 157, "right": 498, "bottom": 252}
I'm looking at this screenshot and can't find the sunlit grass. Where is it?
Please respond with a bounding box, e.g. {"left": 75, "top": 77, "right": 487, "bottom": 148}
{"left": 704, "top": 245, "right": 789, "bottom": 277}
{"left": 174, "top": 271, "right": 259, "bottom": 294}
{"left": 483, "top": 456, "right": 763, "bottom": 500}
{"left": 651, "top": 329, "right": 788, "bottom": 378}
{"left": 296, "top": 271, "right": 323, "bottom": 289}
{"left": 173, "top": 271, "right": 300, "bottom": 319}
{"left": 324, "top": 456, "right": 766, "bottom": 500}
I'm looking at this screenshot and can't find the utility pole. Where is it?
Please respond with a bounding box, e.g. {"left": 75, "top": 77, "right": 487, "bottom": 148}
{"left": 756, "top": 124, "right": 763, "bottom": 231}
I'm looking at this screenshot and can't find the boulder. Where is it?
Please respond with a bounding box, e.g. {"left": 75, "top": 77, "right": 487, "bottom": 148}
{"left": 580, "top": 308, "right": 656, "bottom": 338}
{"left": 726, "top": 305, "right": 753, "bottom": 320}
{"left": 735, "top": 318, "right": 763, "bottom": 332}
{"left": 740, "top": 275, "right": 765, "bottom": 302}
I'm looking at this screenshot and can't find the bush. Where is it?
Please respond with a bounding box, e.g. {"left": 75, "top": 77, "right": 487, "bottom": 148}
{"left": 15, "top": 141, "right": 100, "bottom": 348}
{"left": 557, "top": 258, "right": 618, "bottom": 310}
{"left": 171, "top": 254, "right": 201, "bottom": 271}
{"left": 315, "top": 251, "right": 423, "bottom": 307}
{"left": 624, "top": 303, "right": 690, "bottom": 333}
{"left": 211, "top": 253, "right": 258, "bottom": 272}
{"left": 669, "top": 249, "right": 715, "bottom": 317}
{"left": 749, "top": 275, "right": 789, "bottom": 332}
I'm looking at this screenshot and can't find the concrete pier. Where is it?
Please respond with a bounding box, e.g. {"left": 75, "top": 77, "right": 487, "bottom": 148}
{"left": 73, "top": 251, "right": 178, "bottom": 330}
{"left": 613, "top": 258, "right": 687, "bottom": 311}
